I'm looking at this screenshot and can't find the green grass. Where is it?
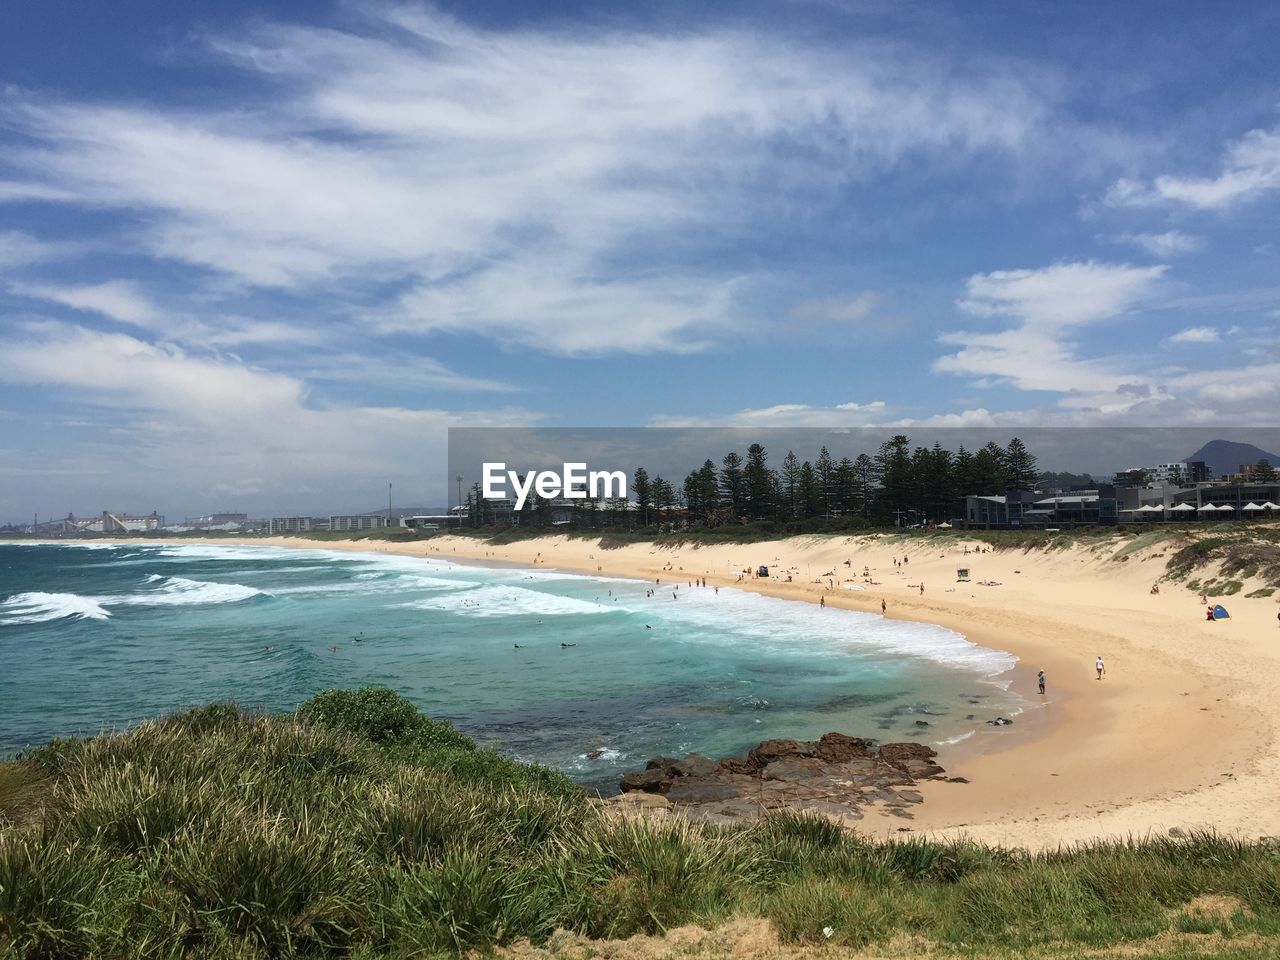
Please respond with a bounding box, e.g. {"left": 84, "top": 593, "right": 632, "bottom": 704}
{"left": 3, "top": 690, "right": 1280, "bottom": 959}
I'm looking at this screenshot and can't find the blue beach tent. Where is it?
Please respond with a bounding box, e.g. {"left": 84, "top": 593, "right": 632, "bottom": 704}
{"left": 1212, "top": 605, "right": 1231, "bottom": 621}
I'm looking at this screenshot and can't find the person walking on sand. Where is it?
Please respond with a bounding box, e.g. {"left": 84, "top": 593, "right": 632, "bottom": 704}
{"left": 1095, "top": 655, "right": 1106, "bottom": 680}
{"left": 1037, "top": 670, "right": 1046, "bottom": 695}
{"left": 881, "top": 598, "right": 887, "bottom": 614}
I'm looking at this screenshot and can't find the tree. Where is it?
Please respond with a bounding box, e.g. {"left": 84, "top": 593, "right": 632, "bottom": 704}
{"left": 744, "top": 444, "right": 774, "bottom": 520}
{"left": 780, "top": 451, "right": 800, "bottom": 519}
{"left": 834, "top": 456, "right": 856, "bottom": 516}
{"left": 815, "top": 446, "right": 836, "bottom": 518}
{"left": 719, "top": 451, "right": 745, "bottom": 518}
{"left": 1004, "top": 437, "right": 1039, "bottom": 490}
{"left": 971, "top": 443, "right": 1007, "bottom": 494}
{"left": 797, "top": 461, "right": 820, "bottom": 518}
{"left": 1252, "top": 459, "right": 1277, "bottom": 483}
{"left": 875, "top": 435, "right": 912, "bottom": 522}
{"left": 852, "top": 453, "right": 879, "bottom": 518}
{"left": 633, "top": 467, "right": 652, "bottom": 527}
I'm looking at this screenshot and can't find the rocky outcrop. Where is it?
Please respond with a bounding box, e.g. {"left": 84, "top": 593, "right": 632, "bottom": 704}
{"left": 609, "top": 732, "right": 958, "bottom": 826}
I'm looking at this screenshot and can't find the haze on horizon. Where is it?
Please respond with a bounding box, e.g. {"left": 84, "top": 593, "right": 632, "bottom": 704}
{"left": 1, "top": 1, "right": 1278, "bottom": 522}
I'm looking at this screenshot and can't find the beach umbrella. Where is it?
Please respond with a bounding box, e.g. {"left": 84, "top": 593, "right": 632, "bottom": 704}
{"left": 1216, "top": 504, "right": 1234, "bottom": 512}
{"left": 937, "top": 521, "right": 952, "bottom": 528}
{"left": 1263, "top": 502, "right": 1280, "bottom": 511}
{"left": 1138, "top": 504, "right": 1163, "bottom": 512}
{"left": 1242, "top": 502, "right": 1264, "bottom": 511}
{"left": 1197, "top": 503, "right": 1218, "bottom": 512}
{"left": 1169, "top": 503, "right": 1196, "bottom": 512}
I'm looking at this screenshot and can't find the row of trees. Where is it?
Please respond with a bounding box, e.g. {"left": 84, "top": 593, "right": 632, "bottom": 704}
{"left": 464, "top": 436, "right": 1042, "bottom": 530}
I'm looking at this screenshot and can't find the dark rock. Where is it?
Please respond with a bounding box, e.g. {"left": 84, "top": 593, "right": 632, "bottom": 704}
{"left": 619, "top": 767, "right": 669, "bottom": 793}
{"left": 914, "top": 720, "right": 930, "bottom": 727}
{"left": 666, "top": 777, "right": 752, "bottom": 804}
{"left": 987, "top": 717, "right": 1013, "bottom": 726}
{"left": 946, "top": 776, "right": 970, "bottom": 784}
{"left": 671, "top": 754, "right": 719, "bottom": 778}
{"left": 746, "top": 738, "right": 816, "bottom": 771}
{"left": 815, "top": 732, "right": 875, "bottom": 762}
{"left": 645, "top": 756, "right": 680, "bottom": 772}
{"left": 585, "top": 749, "right": 606, "bottom": 760}
{"left": 615, "top": 730, "right": 954, "bottom": 824}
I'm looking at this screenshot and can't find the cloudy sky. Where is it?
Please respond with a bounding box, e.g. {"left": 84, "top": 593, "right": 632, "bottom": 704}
{"left": 2, "top": 1, "right": 1279, "bottom": 520}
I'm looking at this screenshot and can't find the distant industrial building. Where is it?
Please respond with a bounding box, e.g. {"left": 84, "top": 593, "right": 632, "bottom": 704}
{"left": 185, "top": 512, "right": 249, "bottom": 528}
{"left": 328, "top": 515, "right": 387, "bottom": 532}
{"left": 267, "top": 516, "right": 331, "bottom": 534}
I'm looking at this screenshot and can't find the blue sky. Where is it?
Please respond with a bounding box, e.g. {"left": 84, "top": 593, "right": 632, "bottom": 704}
{"left": 2, "top": 1, "right": 1279, "bottom": 519}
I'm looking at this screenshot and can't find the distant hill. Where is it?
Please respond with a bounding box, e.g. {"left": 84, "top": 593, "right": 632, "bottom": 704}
{"left": 1185, "top": 439, "right": 1280, "bottom": 478}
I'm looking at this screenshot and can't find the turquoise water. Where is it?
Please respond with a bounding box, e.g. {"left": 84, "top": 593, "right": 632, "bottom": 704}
{"left": 0, "top": 542, "right": 1023, "bottom": 788}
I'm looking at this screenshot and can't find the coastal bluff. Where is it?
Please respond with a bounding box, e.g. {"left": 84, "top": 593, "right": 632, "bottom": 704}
{"left": 609, "top": 732, "right": 964, "bottom": 826}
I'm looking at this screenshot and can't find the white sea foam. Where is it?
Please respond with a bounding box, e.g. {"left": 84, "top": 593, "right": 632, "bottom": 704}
{"left": 935, "top": 730, "right": 975, "bottom": 746}
{"left": 612, "top": 586, "right": 1017, "bottom": 676}
{"left": 403, "top": 585, "right": 611, "bottom": 618}
{"left": 0, "top": 592, "right": 112, "bottom": 624}
{"left": 275, "top": 575, "right": 473, "bottom": 596}
{"left": 108, "top": 577, "right": 266, "bottom": 607}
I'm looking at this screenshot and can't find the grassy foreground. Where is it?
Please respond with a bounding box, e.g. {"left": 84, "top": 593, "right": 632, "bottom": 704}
{"left": 2, "top": 690, "right": 1279, "bottom": 959}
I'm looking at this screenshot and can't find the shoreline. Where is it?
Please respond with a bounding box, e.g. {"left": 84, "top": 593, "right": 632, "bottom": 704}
{"left": 73, "top": 532, "right": 1280, "bottom": 848}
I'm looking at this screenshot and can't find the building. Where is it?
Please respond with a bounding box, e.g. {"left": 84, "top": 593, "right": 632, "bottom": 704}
{"left": 185, "top": 512, "right": 249, "bottom": 528}
{"left": 328, "top": 515, "right": 387, "bottom": 532}
{"left": 964, "top": 489, "right": 1119, "bottom": 528}
{"left": 1113, "top": 461, "right": 1209, "bottom": 487}
{"left": 267, "top": 516, "right": 331, "bottom": 534}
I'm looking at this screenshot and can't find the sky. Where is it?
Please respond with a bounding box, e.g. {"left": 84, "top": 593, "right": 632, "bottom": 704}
{"left": 1, "top": 1, "right": 1279, "bottom": 520}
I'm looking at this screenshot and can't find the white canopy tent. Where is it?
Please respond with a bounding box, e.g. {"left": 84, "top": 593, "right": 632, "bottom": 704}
{"left": 1137, "top": 504, "right": 1164, "bottom": 512}
{"left": 1169, "top": 503, "right": 1196, "bottom": 513}
{"left": 1197, "top": 503, "right": 1218, "bottom": 512}
{"left": 1242, "top": 502, "right": 1265, "bottom": 512}
{"left": 1216, "top": 504, "right": 1235, "bottom": 513}
{"left": 1262, "top": 502, "right": 1280, "bottom": 511}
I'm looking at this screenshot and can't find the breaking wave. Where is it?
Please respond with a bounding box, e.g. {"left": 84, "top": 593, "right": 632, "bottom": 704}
{"left": 0, "top": 592, "right": 112, "bottom": 624}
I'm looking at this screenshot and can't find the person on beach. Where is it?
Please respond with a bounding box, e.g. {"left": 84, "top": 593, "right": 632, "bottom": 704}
{"left": 819, "top": 595, "right": 825, "bottom": 608}
{"left": 881, "top": 599, "right": 887, "bottom": 613}
{"left": 1037, "top": 670, "right": 1046, "bottom": 695}
{"left": 919, "top": 583, "right": 924, "bottom": 595}
{"left": 1095, "top": 656, "right": 1106, "bottom": 680}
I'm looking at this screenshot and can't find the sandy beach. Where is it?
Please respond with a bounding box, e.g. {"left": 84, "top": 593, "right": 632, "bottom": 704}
{"left": 177, "top": 530, "right": 1280, "bottom": 850}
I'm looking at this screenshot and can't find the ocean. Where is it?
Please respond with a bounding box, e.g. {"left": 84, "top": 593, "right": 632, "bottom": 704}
{"left": 0, "top": 542, "right": 1023, "bottom": 789}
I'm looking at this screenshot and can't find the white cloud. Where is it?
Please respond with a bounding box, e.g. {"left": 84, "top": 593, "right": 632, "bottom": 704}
{"left": 0, "top": 5, "right": 1056, "bottom": 355}
{"left": 0, "top": 323, "right": 540, "bottom": 509}
{"left": 1104, "top": 123, "right": 1280, "bottom": 211}
{"left": 650, "top": 401, "right": 886, "bottom": 428}
{"left": 790, "top": 293, "right": 878, "bottom": 323}
{"left": 1165, "top": 326, "right": 1219, "bottom": 345}
{"left": 956, "top": 261, "right": 1166, "bottom": 328}
{"left": 935, "top": 261, "right": 1172, "bottom": 414}
{"left": 1113, "top": 230, "right": 1202, "bottom": 258}
{"left": 11, "top": 279, "right": 162, "bottom": 328}
{"left": 0, "top": 230, "right": 75, "bottom": 269}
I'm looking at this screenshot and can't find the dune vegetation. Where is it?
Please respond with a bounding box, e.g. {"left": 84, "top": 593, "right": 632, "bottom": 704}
{"left": 2, "top": 688, "right": 1279, "bottom": 959}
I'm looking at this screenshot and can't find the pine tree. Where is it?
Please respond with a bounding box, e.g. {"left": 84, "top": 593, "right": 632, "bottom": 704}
{"left": 720, "top": 451, "right": 745, "bottom": 518}
{"left": 633, "top": 467, "right": 652, "bottom": 527}
{"left": 852, "top": 453, "right": 878, "bottom": 518}
{"left": 1004, "top": 437, "right": 1039, "bottom": 490}
{"left": 815, "top": 446, "right": 836, "bottom": 519}
{"left": 1252, "top": 459, "right": 1277, "bottom": 483}
{"left": 780, "top": 451, "right": 800, "bottom": 519}
{"left": 744, "top": 443, "right": 773, "bottom": 520}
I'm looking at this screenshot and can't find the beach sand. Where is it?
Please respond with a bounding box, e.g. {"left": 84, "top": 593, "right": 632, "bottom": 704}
{"left": 185, "top": 531, "right": 1280, "bottom": 850}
